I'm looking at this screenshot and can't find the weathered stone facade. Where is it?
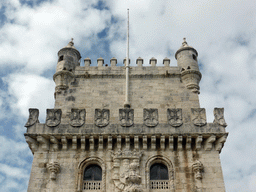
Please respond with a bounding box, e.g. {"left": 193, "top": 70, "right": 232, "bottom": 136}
{"left": 25, "top": 38, "right": 228, "bottom": 192}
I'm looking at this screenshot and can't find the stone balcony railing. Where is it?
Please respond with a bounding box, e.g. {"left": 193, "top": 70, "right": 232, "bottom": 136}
{"left": 150, "top": 180, "right": 170, "bottom": 191}
{"left": 83, "top": 181, "right": 101, "bottom": 191}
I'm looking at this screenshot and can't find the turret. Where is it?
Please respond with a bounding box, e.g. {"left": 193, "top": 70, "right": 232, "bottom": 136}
{"left": 175, "top": 38, "right": 202, "bottom": 94}
{"left": 53, "top": 39, "right": 81, "bottom": 96}
{"left": 56, "top": 38, "right": 81, "bottom": 72}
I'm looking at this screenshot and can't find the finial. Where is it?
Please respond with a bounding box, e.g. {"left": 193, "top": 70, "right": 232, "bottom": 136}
{"left": 68, "top": 38, "right": 74, "bottom": 47}
{"left": 182, "top": 37, "right": 188, "bottom": 47}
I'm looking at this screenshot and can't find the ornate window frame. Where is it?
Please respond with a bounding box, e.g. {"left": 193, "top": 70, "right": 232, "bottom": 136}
{"left": 145, "top": 155, "right": 175, "bottom": 191}
{"left": 77, "top": 157, "right": 105, "bottom": 192}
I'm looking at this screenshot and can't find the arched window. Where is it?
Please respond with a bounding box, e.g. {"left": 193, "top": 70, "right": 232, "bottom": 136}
{"left": 83, "top": 164, "right": 102, "bottom": 190}
{"left": 150, "top": 163, "right": 169, "bottom": 190}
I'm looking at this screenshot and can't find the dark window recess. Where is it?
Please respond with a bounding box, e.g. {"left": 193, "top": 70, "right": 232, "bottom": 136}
{"left": 58, "top": 55, "right": 64, "bottom": 62}
{"left": 192, "top": 54, "right": 197, "bottom": 61}
{"left": 84, "top": 165, "right": 102, "bottom": 181}
{"left": 150, "top": 163, "right": 169, "bottom": 180}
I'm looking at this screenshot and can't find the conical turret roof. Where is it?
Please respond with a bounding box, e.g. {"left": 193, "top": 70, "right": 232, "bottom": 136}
{"left": 175, "top": 38, "right": 198, "bottom": 59}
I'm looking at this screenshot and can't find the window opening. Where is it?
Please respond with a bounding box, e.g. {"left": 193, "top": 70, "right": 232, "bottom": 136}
{"left": 58, "top": 55, "right": 64, "bottom": 62}
{"left": 83, "top": 164, "right": 102, "bottom": 191}
{"left": 150, "top": 163, "right": 169, "bottom": 180}
{"left": 84, "top": 164, "right": 102, "bottom": 181}
{"left": 192, "top": 54, "right": 197, "bottom": 61}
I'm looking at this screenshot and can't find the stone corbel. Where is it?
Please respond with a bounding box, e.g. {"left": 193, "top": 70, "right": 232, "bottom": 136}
{"left": 143, "top": 135, "right": 147, "bottom": 150}
{"left": 186, "top": 136, "right": 192, "bottom": 150}
{"left": 81, "top": 136, "right": 86, "bottom": 150}
{"left": 50, "top": 136, "right": 59, "bottom": 151}
{"left": 215, "top": 135, "right": 227, "bottom": 152}
{"left": 25, "top": 136, "right": 39, "bottom": 153}
{"left": 99, "top": 136, "right": 103, "bottom": 151}
{"left": 204, "top": 135, "right": 216, "bottom": 151}
{"left": 196, "top": 135, "right": 203, "bottom": 150}
{"left": 47, "top": 161, "right": 60, "bottom": 180}
{"left": 37, "top": 136, "right": 49, "bottom": 151}
{"left": 169, "top": 136, "right": 174, "bottom": 151}
{"left": 72, "top": 136, "right": 77, "bottom": 150}
{"left": 61, "top": 136, "right": 67, "bottom": 150}
{"left": 134, "top": 136, "right": 139, "bottom": 150}
{"left": 192, "top": 160, "right": 204, "bottom": 180}
{"left": 160, "top": 136, "right": 165, "bottom": 150}
{"left": 151, "top": 136, "right": 156, "bottom": 150}
{"left": 108, "top": 136, "right": 112, "bottom": 150}
{"left": 178, "top": 136, "right": 183, "bottom": 150}
{"left": 89, "top": 136, "right": 94, "bottom": 150}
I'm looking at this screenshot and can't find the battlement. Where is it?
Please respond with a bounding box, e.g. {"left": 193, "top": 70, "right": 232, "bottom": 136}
{"left": 83, "top": 57, "right": 171, "bottom": 67}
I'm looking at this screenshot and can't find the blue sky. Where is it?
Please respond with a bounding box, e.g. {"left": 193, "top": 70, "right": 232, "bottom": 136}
{"left": 0, "top": 0, "right": 255, "bottom": 191}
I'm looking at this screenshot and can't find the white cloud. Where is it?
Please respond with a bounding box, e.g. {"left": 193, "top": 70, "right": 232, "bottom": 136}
{"left": 3, "top": 73, "right": 55, "bottom": 120}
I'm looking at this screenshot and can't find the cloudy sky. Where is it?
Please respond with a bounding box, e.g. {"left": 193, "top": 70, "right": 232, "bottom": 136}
{"left": 0, "top": 0, "right": 255, "bottom": 191}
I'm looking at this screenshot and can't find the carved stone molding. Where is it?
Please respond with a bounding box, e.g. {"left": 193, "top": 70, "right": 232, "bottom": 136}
{"left": 119, "top": 109, "right": 134, "bottom": 127}
{"left": 168, "top": 108, "right": 183, "bottom": 127}
{"left": 191, "top": 108, "right": 207, "bottom": 126}
{"left": 214, "top": 108, "right": 227, "bottom": 127}
{"left": 95, "top": 109, "right": 109, "bottom": 127}
{"left": 192, "top": 160, "right": 204, "bottom": 180}
{"left": 46, "top": 109, "right": 61, "bottom": 127}
{"left": 69, "top": 108, "right": 85, "bottom": 127}
{"left": 25, "top": 108, "right": 39, "bottom": 127}
{"left": 144, "top": 108, "right": 158, "bottom": 127}
{"left": 47, "top": 161, "right": 60, "bottom": 180}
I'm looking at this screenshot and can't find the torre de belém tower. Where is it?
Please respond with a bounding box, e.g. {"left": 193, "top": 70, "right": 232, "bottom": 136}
{"left": 24, "top": 37, "right": 228, "bottom": 192}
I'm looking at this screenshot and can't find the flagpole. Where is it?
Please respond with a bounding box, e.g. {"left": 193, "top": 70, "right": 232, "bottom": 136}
{"left": 124, "top": 8, "right": 130, "bottom": 108}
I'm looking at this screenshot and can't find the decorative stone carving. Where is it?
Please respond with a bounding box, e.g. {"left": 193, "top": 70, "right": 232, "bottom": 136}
{"left": 213, "top": 108, "right": 227, "bottom": 127}
{"left": 69, "top": 108, "right": 85, "bottom": 127}
{"left": 111, "top": 150, "right": 143, "bottom": 192}
{"left": 46, "top": 109, "right": 61, "bottom": 127}
{"left": 167, "top": 108, "right": 183, "bottom": 127}
{"left": 47, "top": 161, "right": 60, "bottom": 180}
{"left": 25, "top": 108, "right": 39, "bottom": 127}
{"left": 95, "top": 109, "right": 109, "bottom": 127}
{"left": 143, "top": 108, "right": 158, "bottom": 127}
{"left": 192, "top": 160, "right": 204, "bottom": 180}
{"left": 191, "top": 108, "right": 206, "bottom": 126}
{"left": 119, "top": 109, "right": 134, "bottom": 127}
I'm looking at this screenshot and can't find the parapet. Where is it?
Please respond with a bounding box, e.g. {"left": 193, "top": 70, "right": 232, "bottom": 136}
{"left": 24, "top": 107, "right": 228, "bottom": 153}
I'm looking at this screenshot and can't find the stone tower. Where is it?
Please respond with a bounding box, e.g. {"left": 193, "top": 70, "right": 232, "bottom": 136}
{"left": 25, "top": 38, "right": 228, "bottom": 192}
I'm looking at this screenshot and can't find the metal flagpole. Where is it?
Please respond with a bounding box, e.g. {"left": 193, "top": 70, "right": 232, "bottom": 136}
{"left": 124, "top": 8, "right": 130, "bottom": 108}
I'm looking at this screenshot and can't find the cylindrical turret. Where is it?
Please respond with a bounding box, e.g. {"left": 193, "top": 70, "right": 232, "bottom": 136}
{"left": 175, "top": 38, "right": 201, "bottom": 94}
{"left": 56, "top": 38, "right": 81, "bottom": 72}
{"left": 175, "top": 38, "right": 199, "bottom": 71}
{"left": 54, "top": 39, "right": 81, "bottom": 97}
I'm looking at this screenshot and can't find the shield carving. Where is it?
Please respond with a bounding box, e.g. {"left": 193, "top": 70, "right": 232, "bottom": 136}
{"left": 69, "top": 109, "right": 85, "bottom": 127}
{"left": 144, "top": 108, "right": 158, "bottom": 127}
{"left": 168, "top": 108, "right": 183, "bottom": 127}
{"left": 119, "top": 109, "right": 134, "bottom": 127}
{"left": 95, "top": 109, "right": 109, "bottom": 127}
{"left": 213, "top": 108, "right": 227, "bottom": 127}
{"left": 191, "top": 108, "right": 206, "bottom": 126}
{"left": 46, "top": 109, "right": 62, "bottom": 127}
{"left": 25, "top": 108, "right": 39, "bottom": 127}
